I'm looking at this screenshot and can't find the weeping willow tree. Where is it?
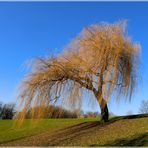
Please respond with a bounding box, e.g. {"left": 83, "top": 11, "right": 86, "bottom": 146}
{"left": 16, "top": 21, "right": 140, "bottom": 122}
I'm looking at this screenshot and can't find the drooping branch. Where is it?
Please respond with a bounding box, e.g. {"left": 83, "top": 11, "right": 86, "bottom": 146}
{"left": 16, "top": 20, "right": 140, "bottom": 121}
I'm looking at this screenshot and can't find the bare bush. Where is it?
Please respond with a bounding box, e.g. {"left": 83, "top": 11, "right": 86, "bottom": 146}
{"left": 139, "top": 100, "right": 148, "bottom": 114}
{"left": 0, "top": 103, "right": 15, "bottom": 119}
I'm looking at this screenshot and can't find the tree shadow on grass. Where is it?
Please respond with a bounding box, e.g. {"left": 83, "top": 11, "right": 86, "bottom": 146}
{"left": 2, "top": 114, "right": 147, "bottom": 146}
{"left": 90, "top": 132, "right": 148, "bottom": 146}
{"left": 60, "top": 114, "right": 148, "bottom": 133}
{"left": 50, "top": 114, "right": 148, "bottom": 146}
{"left": 109, "top": 113, "right": 148, "bottom": 123}
{"left": 107, "top": 132, "right": 148, "bottom": 146}
{"left": 47, "top": 121, "right": 102, "bottom": 146}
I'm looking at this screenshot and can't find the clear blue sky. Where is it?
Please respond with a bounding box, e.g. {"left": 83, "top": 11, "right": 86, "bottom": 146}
{"left": 0, "top": 2, "right": 148, "bottom": 115}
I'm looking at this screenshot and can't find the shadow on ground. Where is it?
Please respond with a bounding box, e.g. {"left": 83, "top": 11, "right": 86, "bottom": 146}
{"left": 109, "top": 113, "right": 148, "bottom": 123}
{"left": 47, "top": 114, "right": 148, "bottom": 146}
{"left": 90, "top": 132, "right": 148, "bottom": 146}
{"left": 46, "top": 121, "right": 102, "bottom": 146}
{"left": 109, "top": 132, "right": 148, "bottom": 146}
{"left": 1, "top": 113, "right": 148, "bottom": 146}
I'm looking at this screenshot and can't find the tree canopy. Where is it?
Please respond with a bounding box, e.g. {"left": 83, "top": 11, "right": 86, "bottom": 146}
{"left": 16, "top": 21, "right": 140, "bottom": 121}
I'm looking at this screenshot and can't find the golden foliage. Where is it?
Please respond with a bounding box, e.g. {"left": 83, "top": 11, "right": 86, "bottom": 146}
{"left": 16, "top": 21, "right": 140, "bottom": 121}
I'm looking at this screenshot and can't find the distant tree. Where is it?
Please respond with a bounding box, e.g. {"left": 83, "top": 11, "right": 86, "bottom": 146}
{"left": 139, "top": 100, "right": 148, "bottom": 114}
{"left": 1, "top": 103, "right": 15, "bottom": 119}
{"left": 94, "top": 111, "right": 100, "bottom": 117}
{"left": 0, "top": 102, "right": 3, "bottom": 119}
{"left": 17, "top": 21, "right": 140, "bottom": 123}
{"left": 86, "top": 112, "right": 95, "bottom": 118}
{"left": 84, "top": 112, "right": 92, "bottom": 118}
{"left": 23, "top": 105, "right": 78, "bottom": 119}
{"left": 84, "top": 111, "right": 100, "bottom": 118}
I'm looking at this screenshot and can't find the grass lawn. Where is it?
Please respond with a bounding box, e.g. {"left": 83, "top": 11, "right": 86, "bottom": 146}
{"left": 0, "top": 114, "right": 148, "bottom": 146}
{"left": 0, "top": 118, "right": 97, "bottom": 144}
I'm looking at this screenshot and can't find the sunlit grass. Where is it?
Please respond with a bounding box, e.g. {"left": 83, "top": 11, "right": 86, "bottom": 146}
{"left": 0, "top": 115, "right": 147, "bottom": 146}
{"left": 0, "top": 118, "right": 98, "bottom": 144}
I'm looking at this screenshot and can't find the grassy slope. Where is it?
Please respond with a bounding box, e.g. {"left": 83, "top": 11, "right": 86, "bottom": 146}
{"left": 0, "top": 114, "right": 148, "bottom": 146}
{"left": 0, "top": 118, "right": 97, "bottom": 144}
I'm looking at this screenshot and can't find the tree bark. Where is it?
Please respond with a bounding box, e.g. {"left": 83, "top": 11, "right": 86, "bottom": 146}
{"left": 95, "top": 93, "right": 109, "bottom": 122}
{"left": 100, "top": 99, "right": 109, "bottom": 122}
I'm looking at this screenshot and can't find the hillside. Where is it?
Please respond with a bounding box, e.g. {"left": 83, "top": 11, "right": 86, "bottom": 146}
{"left": 0, "top": 114, "right": 148, "bottom": 146}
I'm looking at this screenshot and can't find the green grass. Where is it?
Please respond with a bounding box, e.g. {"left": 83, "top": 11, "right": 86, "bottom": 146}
{"left": 0, "top": 118, "right": 97, "bottom": 144}
{"left": 0, "top": 114, "right": 148, "bottom": 146}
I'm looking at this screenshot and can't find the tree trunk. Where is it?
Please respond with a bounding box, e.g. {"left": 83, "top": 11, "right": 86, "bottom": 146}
{"left": 95, "top": 93, "right": 109, "bottom": 122}
{"left": 100, "top": 99, "right": 109, "bottom": 122}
